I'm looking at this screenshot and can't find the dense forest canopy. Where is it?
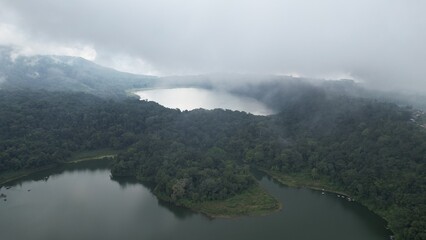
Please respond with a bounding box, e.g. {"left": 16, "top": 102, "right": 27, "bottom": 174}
{"left": 0, "top": 87, "right": 425, "bottom": 240}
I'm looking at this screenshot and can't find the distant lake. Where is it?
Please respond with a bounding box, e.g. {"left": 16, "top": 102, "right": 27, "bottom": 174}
{"left": 134, "top": 88, "right": 274, "bottom": 115}
{"left": 0, "top": 160, "right": 391, "bottom": 240}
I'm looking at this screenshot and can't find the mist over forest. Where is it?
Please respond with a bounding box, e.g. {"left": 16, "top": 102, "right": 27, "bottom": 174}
{"left": 1, "top": 0, "right": 426, "bottom": 92}
{"left": 0, "top": 1, "right": 425, "bottom": 240}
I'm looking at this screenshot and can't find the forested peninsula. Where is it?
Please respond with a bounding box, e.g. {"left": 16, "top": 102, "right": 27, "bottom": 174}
{"left": 0, "top": 89, "right": 425, "bottom": 240}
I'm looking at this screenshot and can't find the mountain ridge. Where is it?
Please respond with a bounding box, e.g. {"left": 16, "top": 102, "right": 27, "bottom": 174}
{"left": 0, "top": 46, "right": 156, "bottom": 98}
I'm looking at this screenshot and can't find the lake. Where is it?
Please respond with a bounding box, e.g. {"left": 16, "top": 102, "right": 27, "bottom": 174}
{"left": 134, "top": 88, "right": 274, "bottom": 115}
{"left": 0, "top": 160, "right": 391, "bottom": 240}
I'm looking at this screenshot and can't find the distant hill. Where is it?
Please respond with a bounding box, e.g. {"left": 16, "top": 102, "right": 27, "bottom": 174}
{"left": 156, "top": 73, "right": 426, "bottom": 111}
{"left": 0, "top": 89, "right": 424, "bottom": 240}
{"left": 0, "top": 46, "right": 156, "bottom": 98}
{"left": 0, "top": 48, "right": 425, "bottom": 239}
{"left": 1, "top": 46, "right": 425, "bottom": 108}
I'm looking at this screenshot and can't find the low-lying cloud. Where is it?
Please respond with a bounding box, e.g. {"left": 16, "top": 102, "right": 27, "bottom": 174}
{"left": 0, "top": 0, "right": 425, "bottom": 92}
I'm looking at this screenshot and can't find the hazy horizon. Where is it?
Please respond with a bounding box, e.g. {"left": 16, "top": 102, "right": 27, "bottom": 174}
{"left": 0, "top": 0, "right": 425, "bottom": 93}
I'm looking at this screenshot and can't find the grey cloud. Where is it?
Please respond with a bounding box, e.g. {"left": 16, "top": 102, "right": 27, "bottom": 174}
{"left": 0, "top": 0, "right": 425, "bottom": 92}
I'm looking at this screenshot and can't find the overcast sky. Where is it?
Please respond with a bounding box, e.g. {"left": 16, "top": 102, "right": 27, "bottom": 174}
{"left": 0, "top": 0, "right": 425, "bottom": 92}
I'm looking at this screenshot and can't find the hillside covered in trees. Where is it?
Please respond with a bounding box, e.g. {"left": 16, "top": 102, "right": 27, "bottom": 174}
{"left": 0, "top": 89, "right": 424, "bottom": 240}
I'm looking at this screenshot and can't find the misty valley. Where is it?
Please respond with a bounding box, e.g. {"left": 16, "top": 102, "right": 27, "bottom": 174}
{"left": 0, "top": 47, "right": 425, "bottom": 240}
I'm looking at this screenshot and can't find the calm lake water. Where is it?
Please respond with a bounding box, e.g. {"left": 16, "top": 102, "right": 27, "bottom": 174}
{"left": 0, "top": 160, "right": 391, "bottom": 240}
{"left": 134, "top": 88, "right": 274, "bottom": 116}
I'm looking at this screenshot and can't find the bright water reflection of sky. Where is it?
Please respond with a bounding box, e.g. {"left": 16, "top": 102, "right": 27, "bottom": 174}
{"left": 135, "top": 88, "right": 274, "bottom": 116}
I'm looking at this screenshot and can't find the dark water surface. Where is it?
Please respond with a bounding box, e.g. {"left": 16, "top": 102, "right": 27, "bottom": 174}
{"left": 0, "top": 160, "right": 391, "bottom": 240}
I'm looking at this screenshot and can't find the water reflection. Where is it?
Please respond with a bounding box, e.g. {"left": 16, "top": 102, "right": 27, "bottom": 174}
{"left": 2, "top": 159, "right": 113, "bottom": 188}
{"left": 0, "top": 160, "right": 391, "bottom": 240}
{"left": 157, "top": 200, "right": 196, "bottom": 220}
{"left": 110, "top": 175, "right": 196, "bottom": 220}
{"left": 110, "top": 176, "right": 142, "bottom": 189}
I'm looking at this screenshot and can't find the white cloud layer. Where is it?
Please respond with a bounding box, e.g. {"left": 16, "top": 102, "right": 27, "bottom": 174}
{"left": 0, "top": 0, "right": 425, "bottom": 92}
{"left": 0, "top": 23, "right": 97, "bottom": 61}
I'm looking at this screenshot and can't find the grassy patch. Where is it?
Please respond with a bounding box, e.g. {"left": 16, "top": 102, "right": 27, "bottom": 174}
{"left": 184, "top": 185, "right": 281, "bottom": 218}
{"left": 66, "top": 149, "right": 118, "bottom": 163}
{"left": 263, "top": 169, "right": 348, "bottom": 196}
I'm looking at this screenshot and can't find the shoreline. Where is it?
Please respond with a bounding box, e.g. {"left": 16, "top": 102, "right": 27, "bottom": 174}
{"left": 0, "top": 153, "right": 116, "bottom": 186}
{"left": 0, "top": 165, "right": 57, "bottom": 186}
{"left": 0, "top": 160, "right": 395, "bottom": 238}
{"left": 198, "top": 201, "right": 283, "bottom": 219}
{"left": 262, "top": 169, "right": 351, "bottom": 197}
{"left": 174, "top": 185, "right": 282, "bottom": 219}
{"left": 116, "top": 174, "right": 282, "bottom": 219}
{"left": 262, "top": 169, "right": 395, "bottom": 238}
{"left": 1, "top": 159, "right": 280, "bottom": 219}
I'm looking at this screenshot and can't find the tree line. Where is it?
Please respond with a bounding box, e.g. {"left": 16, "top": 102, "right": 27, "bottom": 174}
{"left": 0, "top": 89, "right": 424, "bottom": 240}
